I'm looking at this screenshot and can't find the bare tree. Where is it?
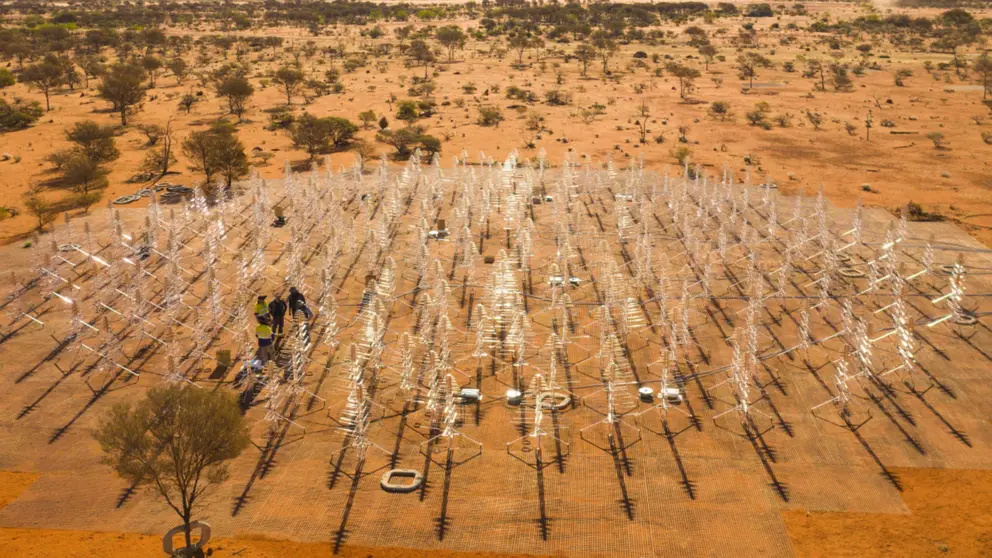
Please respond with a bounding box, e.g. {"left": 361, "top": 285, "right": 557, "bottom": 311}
{"left": 143, "top": 119, "right": 177, "bottom": 177}
{"left": 634, "top": 99, "right": 650, "bottom": 143}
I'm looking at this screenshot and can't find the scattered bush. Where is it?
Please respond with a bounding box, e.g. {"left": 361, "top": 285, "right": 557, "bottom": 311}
{"left": 505, "top": 85, "right": 537, "bottom": 102}
{"left": 671, "top": 146, "right": 692, "bottom": 165}
{"left": 926, "top": 132, "right": 947, "bottom": 149}
{"left": 267, "top": 107, "right": 296, "bottom": 130}
{"left": 0, "top": 98, "right": 44, "bottom": 132}
{"left": 477, "top": 105, "right": 504, "bottom": 127}
{"left": 376, "top": 125, "right": 441, "bottom": 160}
{"left": 544, "top": 89, "right": 572, "bottom": 106}
{"left": 0, "top": 68, "right": 15, "bottom": 88}
{"left": 709, "top": 101, "right": 731, "bottom": 121}
{"left": 901, "top": 201, "right": 944, "bottom": 222}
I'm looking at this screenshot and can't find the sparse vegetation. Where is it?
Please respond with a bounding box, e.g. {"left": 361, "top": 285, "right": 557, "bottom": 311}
{"left": 95, "top": 384, "right": 249, "bottom": 556}
{"left": 0, "top": 0, "right": 986, "bottom": 250}
{"left": 0, "top": 98, "right": 43, "bottom": 131}
{"left": 478, "top": 105, "right": 504, "bottom": 127}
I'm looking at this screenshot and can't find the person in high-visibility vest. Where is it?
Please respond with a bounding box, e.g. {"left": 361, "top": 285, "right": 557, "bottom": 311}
{"left": 256, "top": 322, "right": 274, "bottom": 362}
{"left": 254, "top": 295, "right": 270, "bottom": 322}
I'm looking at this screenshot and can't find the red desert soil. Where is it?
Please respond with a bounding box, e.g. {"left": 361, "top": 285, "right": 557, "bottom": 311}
{"left": 3, "top": 469, "right": 991, "bottom": 556}
{"left": 0, "top": 471, "right": 542, "bottom": 557}
{"left": 782, "top": 467, "right": 992, "bottom": 557}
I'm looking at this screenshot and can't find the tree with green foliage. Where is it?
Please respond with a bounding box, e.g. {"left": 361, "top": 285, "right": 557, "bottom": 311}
{"left": 698, "top": 45, "right": 718, "bottom": 71}
{"left": 66, "top": 120, "right": 120, "bottom": 165}
{"left": 94, "top": 384, "right": 249, "bottom": 556}
{"left": 358, "top": 110, "right": 377, "bottom": 129}
{"left": 436, "top": 25, "right": 467, "bottom": 62}
{"left": 974, "top": 52, "right": 992, "bottom": 100}
{"left": 142, "top": 55, "right": 163, "bottom": 88}
{"left": 324, "top": 116, "right": 359, "bottom": 148}
{"left": 179, "top": 92, "right": 197, "bottom": 114}
{"left": 574, "top": 43, "right": 596, "bottom": 78}
{"left": 63, "top": 152, "right": 108, "bottom": 194}
{"left": 182, "top": 122, "right": 249, "bottom": 191}
{"left": 216, "top": 76, "right": 254, "bottom": 121}
{"left": 396, "top": 100, "right": 421, "bottom": 124}
{"left": 77, "top": 55, "right": 106, "bottom": 89}
{"left": 508, "top": 35, "right": 532, "bottom": 66}
{"left": 407, "top": 39, "right": 435, "bottom": 78}
{"left": 167, "top": 57, "right": 190, "bottom": 86}
{"left": 736, "top": 52, "right": 773, "bottom": 89}
{"left": 376, "top": 125, "right": 440, "bottom": 160}
{"left": 289, "top": 113, "right": 330, "bottom": 161}
{"left": 22, "top": 187, "right": 57, "bottom": 231}
{"left": 98, "top": 63, "right": 147, "bottom": 126}
{"left": 273, "top": 66, "right": 305, "bottom": 105}
{"left": 212, "top": 128, "right": 251, "bottom": 190}
{"left": 591, "top": 32, "right": 617, "bottom": 75}
{"left": 21, "top": 55, "right": 64, "bottom": 111}
{"left": 665, "top": 62, "right": 702, "bottom": 99}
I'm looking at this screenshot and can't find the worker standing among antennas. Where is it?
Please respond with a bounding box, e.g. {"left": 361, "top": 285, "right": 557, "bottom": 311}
{"left": 254, "top": 295, "right": 270, "bottom": 322}
{"left": 288, "top": 287, "right": 313, "bottom": 320}
{"left": 256, "top": 320, "right": 274, "bottom": 363}
{"left": 269, "top": 294, "right": 287, "bottom": 339}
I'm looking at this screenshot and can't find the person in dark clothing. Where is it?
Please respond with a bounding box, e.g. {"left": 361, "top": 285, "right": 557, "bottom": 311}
{"left": 288, "top": 287, "right": 313, "bottom": 320}
{"left": 268, "top": 294, "right": 287, "bottom": 338}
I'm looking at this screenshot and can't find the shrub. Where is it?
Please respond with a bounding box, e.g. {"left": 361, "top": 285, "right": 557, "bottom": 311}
{"left": 709, "top": 101, "right": 731, "bottom": 120}
{"left": 396, "top": 100, "right": 420, "bottom": 123}
{"left": 544, "top": 89, "right": 572, "bottom": 106}
{"left": 926, "top": 132, "right": 947, "bottom": 149}
{"left": 902, "top": 201, "right": 944, "bottom": 222}
{"left": 0, "top": 68, "right": 15, "bottom": 88}
{"left": 746, "top": 3, "right": 774, "bottom": 17}
{"left": 671, "top": 146, "right": 692, "bottom": 165}
{"left": 267, "top": 107, "right": 296, "bottom": 130}
{"left": 505, "top": 85, "right": 537, "bottom": 102}
{"left": 0, "top": 98, "right": 44, "bottom": 132}
{"left": 477, "top": 105, "right": 504, "bottom": 127}
{"left": 745, "top": 102, "right": 770, "bottom": 127}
